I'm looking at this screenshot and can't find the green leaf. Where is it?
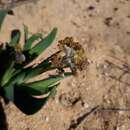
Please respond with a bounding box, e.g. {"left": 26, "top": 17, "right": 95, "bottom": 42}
{"left": 0, "top": 9, "right": 8, "bottom": 31}
{"left": 23, "top": 59, "right": 52, "bottom": 82}
{"left": 19, "top": 83, "right": 59, "bottom": 96}
{"left": 14, "top": 85, "right": 49, "bottom": 115}
{"left": 23, "top": 33, "right": 42, "bottom": 51}
{"left": 3, "top": 72, "right": 26, "bottom": 101}
{"left": 1, "top": 62, "right": 15, "bottom": 86}
{"left": 26, "top": 75, "right": 61, "bottom": 88}
{"left": 24, "top": 72, "right": 72, "bottom": 92}
{"left": 3, "top": 83, "right": 14, "bottom": 101}
{"left": 23, "top": 25, "right": 28, "bottom": 43}
{"left": 23, "top": 51, "right": 62, "bottom": 81}
{"left": 4, "top": 71, "right": 26, "bottom": 88}
{"left": 9, "top": 29, "right": 21, "bottom": 46}
{"left": 29, "top": 27, "right": 57, "bottom": 55}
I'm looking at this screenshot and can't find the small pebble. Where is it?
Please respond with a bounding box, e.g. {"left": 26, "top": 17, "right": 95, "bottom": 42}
{"left": 45, "top": 116, "right": 49, "bottom": 122}
{"left": 87, "top": 6, "right": 95, "bottom": 10}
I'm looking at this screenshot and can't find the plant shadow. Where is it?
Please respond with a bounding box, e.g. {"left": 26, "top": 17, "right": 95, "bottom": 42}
{"left": 0, "top": 101, "right": 8, "bottom": 130}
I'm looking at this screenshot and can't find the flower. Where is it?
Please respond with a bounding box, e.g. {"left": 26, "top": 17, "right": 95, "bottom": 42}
{"left": 15, "top": 52, "right": 26, "bottom": 64}
{"left": 15, "top": 44, "right": 25, "bottom": 64}
{"left": 50, "top": 37, "right": 86, "bottom": 74}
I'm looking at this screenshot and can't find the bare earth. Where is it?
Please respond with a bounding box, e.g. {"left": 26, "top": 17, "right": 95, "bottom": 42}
{"left": 1, "top": 0, "right": 130, "bottom": 130}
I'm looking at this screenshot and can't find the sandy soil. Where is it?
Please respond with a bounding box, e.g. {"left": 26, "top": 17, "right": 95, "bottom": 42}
{"left": 1, "top": 0, "right": 130, "bottom": 130}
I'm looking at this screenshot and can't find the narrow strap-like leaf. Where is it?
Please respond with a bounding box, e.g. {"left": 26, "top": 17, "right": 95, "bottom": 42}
{"left": 23, "top": 24, "right": 28, "bottom": 43}
{"left": 18, "top": 83, "right": 59, "bottom": 96}
{"left": 2, "top": 71, "right": 27, "bottom": 101}
{"left": 3, "top": 83, "right": 14, "bottom": 101}
{"left": 23, "top": 60, "right": 52, "bottom": 82}
{"left": 29, "top": 27, "right": 57, "bottom": 55}
{"left": 25, "top": 72, "right": 72, "bottom": 89}
{"left": 23, "top": 33, "right": 42, "bottom": 51}
{"left": 23, "top": 51, "right": 62, "bottom": 82}
{"left": 9, "top": 29, "right": 21, "bottom": 46}
{"left": 0, "top": 9, "right": 8, "bottom": 31}
{"left": 1, "top": 62, "right": 15, "bottom": 86}
{"left": 3, "top": 71, "right": 26, "bottom": 89}
{"left": 27, "top": 76, "right": 62, "bottom": 88}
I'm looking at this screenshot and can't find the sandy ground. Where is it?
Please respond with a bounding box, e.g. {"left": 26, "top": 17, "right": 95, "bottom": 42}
{"left": 1, "top": 0, "right": 130, "bottom": 130}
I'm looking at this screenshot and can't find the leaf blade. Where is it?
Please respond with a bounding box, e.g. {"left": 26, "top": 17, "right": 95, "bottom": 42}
{"left": 29, "top": 27, "right": 57, "bottom": 55}
{"left": 18, "top": 83, "right": 59, "bottom": 96}
{"left": 24, "top": 72, "right": 72, "bottom": 93}
{"left": 23, "top": 24, "right": 28, "bottom": 43}
{"left": 9, "top": 29, "right": 21, "bottom": 46}
{"left": 23, "top": 33, "right": 42, "bottom": 51}
{"left": 0, "top": 9, "right": 8, "bottom": 31}
{"left": 1, "top": 62, "right": 15, "bottom": 86}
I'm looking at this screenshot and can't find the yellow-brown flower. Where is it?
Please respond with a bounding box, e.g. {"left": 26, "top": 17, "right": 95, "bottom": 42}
{"left": 50, "top": 37, "right": 86, "bottom": 74}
